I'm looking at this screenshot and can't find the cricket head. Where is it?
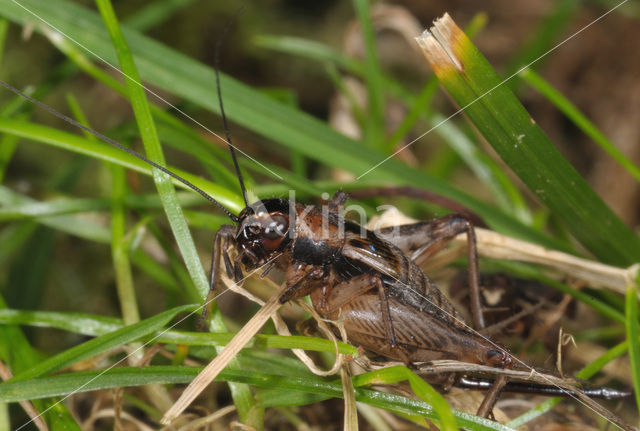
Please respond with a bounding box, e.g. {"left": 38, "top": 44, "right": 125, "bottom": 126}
{"left": 235, "top": 198, "right": 293, "bottom": 269}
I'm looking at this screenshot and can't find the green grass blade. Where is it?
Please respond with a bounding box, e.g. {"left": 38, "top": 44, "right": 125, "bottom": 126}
{"left": 0, "top": 309, "right": 121, "bottom": 336}
{"left": 352, "top": 366, "right": 457, "bottom": 431}
{"left": 0, "top": 0, "right": 568, "bottom": 253}
{"left": 417, "top": 15, "right": 640, "bottom": 265}
{"left": 95, "top": 1, "right": 257, "bottom": 420}
{"left": 95, "top": 0, "right": 209, "bottom": 299}
{"left": 67, "top": 91, "right": 142, "bottom": 327}
{"left": 0, "top": 196, "right": 109, "bottom": 221}
{"left": 431, "top": 113, "right": 532, "bottom": 223}
{"left": 504, "top": 0, "right": 578, "bottom": 90}
{"left": 9, "top": 304, "right": 195, "bottom": 382}
{"left": 353, "top": 0, "right": 385, "bottom": 150}
{"left": 520, "top": 68, "right": 640, "bottom": 183}
{"left": 0, "top": 18, "right": 8, "bottom": 67}
{"left": 0, "top": 134, "right": 18, "bottom": 184}
{"left": 254, "top": 35, "right": 363, "bottom": 74}
{"left": 384, "top": 78, "right": 438, "bottom": 153}
{"left": 0, "top": 309, "right": 358, "bottom": 355}
{"left": 0, "top": 120, "right": 243, "bottom": 212}
{"left": 111, "top": 153, "right": 141, "bottom": 325}
{"left": 0, "top": 366, "right": 514, "bottom": 431}
{"left": 626, "top": 282, "right": 640, "bottom": 416}
{"left": 0, "top": 296, "right": 81, "bottom": 430}
{"left": 0, "top": 223, "right": 38, "bottom": 265}
{"left": 122, "top": 0, "right": 197, "bottom": 32}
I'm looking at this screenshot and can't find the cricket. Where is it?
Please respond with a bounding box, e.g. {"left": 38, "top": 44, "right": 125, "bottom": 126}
{"left": 0, "top": 1, "right": 638, "bottom": 430}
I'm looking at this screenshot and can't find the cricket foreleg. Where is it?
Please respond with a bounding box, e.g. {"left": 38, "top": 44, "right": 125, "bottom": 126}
{"left": 200, "top": 225, "right": 237, "bottom": 327}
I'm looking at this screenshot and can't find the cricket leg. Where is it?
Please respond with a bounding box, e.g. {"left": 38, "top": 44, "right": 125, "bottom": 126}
{"left": 309, "top": 273, "right": 400, "bottom": 351}
{"left": 374, "top": 275, "right": 398, "bottom": 348}
{"left": 377, "top": 214, "right": 484, "bottom": 329}
{"left": 321, "top": 274, "right": 398, "bottom": 348}
{"left": 349, "top": 186, "right": 484, "bottom": 226}
{"left": 379, "top": 215, "right": 510, "bottom": 417}
{"left": 200, "top": 225, "right": 237, "bottom": 327}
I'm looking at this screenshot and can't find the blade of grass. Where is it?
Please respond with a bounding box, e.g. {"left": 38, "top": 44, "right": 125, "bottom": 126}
{"left": 352, "top": 365, "right": 457, "bottom": 431}
{"left": 110, "top": 144, "right": 142, "bottom": 326}
{"left": 254, "top": 35, "right": 364, "bottom": 73}
{"left": 122, "top": 0, "right": 198, "bottom": 32}
{"left": 9, "top": 304, "right": 195, "bottom": 382}
{"left": 520, "top": 68, "right": 640, "bottom": 183}
{"left": 66, "top": 92, "right": 143, "bottom": 327}
{"left": 504, "top": 0, "right": 578, "bottom": 91}
{"left": 383, "top": 77, "right": 438, "bottom": 153}
{"left": 416, "top": 14, "right": 640, "bottom": 266}
{"left": 0, "top": 133, "right": 19, "bottom": 184}
{"left": 0, "top": 223, "right": 38, "bottom": 266}
{"left": 0, "top": 310, "right": 121, "bottom": 336}
{"left": 0, "top": 0, "right": 569, "bottom": 253}
{"left": 0, "top": 296, "right": 81, "bottom": 430}
{"left": 0, "top": 308, "right": 358, "bottom": 355}
{"left": 0, "top": 185, "right": 110, "bottom": 242}
{"left": 0, "top": 18, "right": 8, "bottom": 67}
{"left": 95, "top": 0, "right": 207, "bottom": 298}
{"left": 353, "top": 0, "right": 385, "bottom": 151}
{"left": 431, "top": 113, "right": 532, "bottom": 223}
{"left": 94, "top": 1, "right": 257, "bottom": 421}
{"left": 0, "top": 121, "right": 243, "bottom": 211}
{"left": 0, "top": 366, "right": 515, "bottom": 431}
{"left": 626, "top": 282, "right": 640, "bottom": 416}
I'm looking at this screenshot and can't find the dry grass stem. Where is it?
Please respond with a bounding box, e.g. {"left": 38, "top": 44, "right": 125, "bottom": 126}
{"left": 169, "top": 405, "right": 236, "bottom": 431}
{"left": 160, "top": 283, "right": 286, "bottom": 425}
{"left": 82, "top": 408, "right": 155, "bottom": 431}
{"left": 369, "top": 207, "right": 637, "bottom": 295}
{"left": 341, "top": 366, "right": 358, "bottom": 431}
{"left": 0, "top": 361, "right": 49, "bottom": 431}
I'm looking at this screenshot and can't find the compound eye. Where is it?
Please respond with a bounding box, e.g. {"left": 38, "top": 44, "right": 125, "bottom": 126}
{"left": 262, "top": 214, "right": 289, "bottom": 250}
{"left": 486, "top": 349, "right": 511, "bottom": 368}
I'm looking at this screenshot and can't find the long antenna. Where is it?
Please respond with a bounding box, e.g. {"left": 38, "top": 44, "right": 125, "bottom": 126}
{"left": 215, "top": 8, "right": 250, "bottom": 210}
{"left": 0, "top": 80, "right": 239, "bottom": 222}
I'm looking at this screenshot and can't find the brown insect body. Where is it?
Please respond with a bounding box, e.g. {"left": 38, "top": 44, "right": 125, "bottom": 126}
{"left": 215, "top": 193, "right": 511, "bottom": 370}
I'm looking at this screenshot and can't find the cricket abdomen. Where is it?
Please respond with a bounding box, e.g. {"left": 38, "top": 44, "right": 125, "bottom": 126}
{"left": 331, "top": 292, "right": 505, "bottom": 366}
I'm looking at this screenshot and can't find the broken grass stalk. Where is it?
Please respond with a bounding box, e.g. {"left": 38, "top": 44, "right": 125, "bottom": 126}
{"left": 371, "top": 207, "right": 638, "bottom": 296}
{"left": 415, "top": 13, "right": 640, "bottom": 267}
{"left": 161, "top": 271, "right": 348, "bottom": 425}
{"left": 160, "top": 284, "right": 285, "bottom": 425}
